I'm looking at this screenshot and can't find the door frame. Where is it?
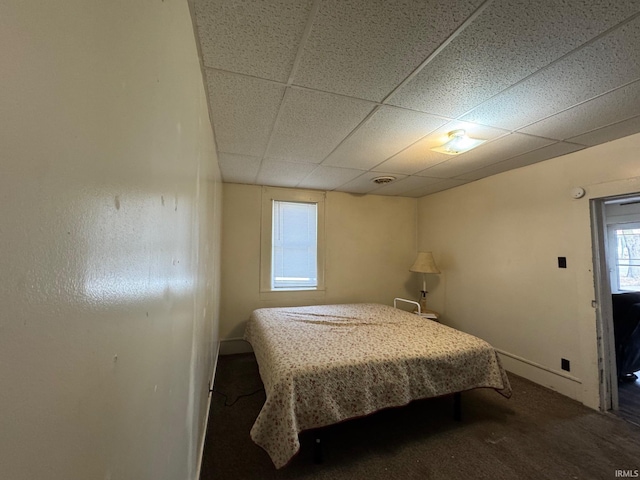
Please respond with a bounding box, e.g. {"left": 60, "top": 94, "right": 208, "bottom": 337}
{"left": 591, "top": 197, "right": 618, "bottom": 411}
{"left": 592, "top": 191, "right": 640, "bottom": 411}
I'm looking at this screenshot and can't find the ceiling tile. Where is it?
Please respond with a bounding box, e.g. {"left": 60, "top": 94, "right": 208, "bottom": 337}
{"left": 292, "top": 0, "right": 483, "bottom": 101}
{"left": 322, "top": 106, "right": 447, "bottom": 170}
{"left": 454, "top": 142, "right": 586, "bottom": 181}
{"left": 334, "top": 171, "right": 408, "bottom": 194}
{"left": 266, "top": 88, "right": 376, "bottom": 163}
{"left": 256, "top": 160, "right": 317, "bottom": 188}
{"left": 206, "top": 70, "right": 285, "bottom": 157}
{"left": 374, "top": 121, "right": 509, "bottom": 175}
{"left": 297, "top": 166, "right": 365, "bottom": 190}
{"left": 462, "top": 15, "right": 640, "bottom": 129}
{"left": 195, "top": 0, "right": 313, "bottom": 81}
{"left": 404, "top": 179, "right": 471, "bottom": 198}
{"left": 519, "top": 81, "right": 640, "bottom": 140}
{"left": 218, "top": 153, "right": 262, "bottom": 184}
{"left": 567, "top": 114, "right": 640, "bottom": 146}
{"left": 371, "top": 175, "right": 443, "bottom": 196}
{"left": 416, "top": 133, "right": 554, "bottom": 178}
{"left": 372, "top": 148, "right": 449, "bottom": 176}
{"left": 387, "top": 0, "right": 640, "bottom": 117}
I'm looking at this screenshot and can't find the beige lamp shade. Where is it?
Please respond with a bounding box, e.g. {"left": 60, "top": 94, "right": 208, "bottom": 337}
{"left": 409, "top": 252, "right": 440, "bottom": 274}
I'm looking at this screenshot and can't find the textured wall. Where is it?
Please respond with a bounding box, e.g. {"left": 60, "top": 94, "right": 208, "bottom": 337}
{"left": 0, "top": 1, "right": 221, "bottom": 479}
{"left": 220, "top": 184, "right": 418, "bottom": 350}
{"left": 417, "top": 132, "right": 640, "bottom": 409}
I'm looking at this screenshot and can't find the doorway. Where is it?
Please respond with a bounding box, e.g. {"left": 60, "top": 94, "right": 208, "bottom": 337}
{"left": 592, "top": 193, "right": 640, "bottom": 425}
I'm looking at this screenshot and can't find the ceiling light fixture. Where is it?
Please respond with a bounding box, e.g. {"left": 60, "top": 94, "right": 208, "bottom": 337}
{"left": 430, "top": 129, "right": 486, "bottom": 155}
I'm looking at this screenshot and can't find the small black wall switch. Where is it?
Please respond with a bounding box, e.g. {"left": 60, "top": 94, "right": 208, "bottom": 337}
{"left": 561, "top": 358, "right": 570, "bottom": 371}
{"left": 558, "top": 257, "right": 567, "bottom": 268}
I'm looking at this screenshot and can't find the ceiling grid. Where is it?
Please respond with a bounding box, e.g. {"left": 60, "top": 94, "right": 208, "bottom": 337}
{"left": 194, "top": 0, "right": 640, "bottom": 197}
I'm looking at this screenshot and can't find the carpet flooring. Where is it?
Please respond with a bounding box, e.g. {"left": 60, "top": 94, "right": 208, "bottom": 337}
{"left": 200, "top": 354, "right": 640, "bottom": 480}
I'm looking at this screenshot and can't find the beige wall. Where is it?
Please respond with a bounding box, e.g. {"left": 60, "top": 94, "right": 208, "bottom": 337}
{"left": 220, "top": 184, "right": 418, "bottom": 350}
{"left": 417, "top": 132, "right": 640, "bottom": 409}
{"left": 0, "top": 1, "right": 221, "bottom": 479}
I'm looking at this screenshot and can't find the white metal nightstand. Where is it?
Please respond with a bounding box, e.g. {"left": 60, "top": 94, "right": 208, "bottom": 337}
{"left": 415, "top": 310, "right": 440, "bottom": 321}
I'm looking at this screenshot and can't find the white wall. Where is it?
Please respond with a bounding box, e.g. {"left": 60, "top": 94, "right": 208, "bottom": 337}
{"left": 0, "top": 1, "right": 221, "bottom": 479}
{"left": 417, "top": 132, "right": 640, "bottom": 409}
{"left": 220, "top": 184, "right": 418, "bottom": 352}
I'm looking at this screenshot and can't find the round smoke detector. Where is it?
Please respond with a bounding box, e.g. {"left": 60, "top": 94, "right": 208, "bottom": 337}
{"left": 371, "top": 176, "right": 396, "bottom": 185}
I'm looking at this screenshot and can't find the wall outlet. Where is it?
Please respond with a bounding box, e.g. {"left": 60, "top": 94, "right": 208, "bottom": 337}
{"left": 561, "top": 358, "right": 570, "bottom": 371}
{"left": 558, "top": 257, "right": 567, "bottom": 268}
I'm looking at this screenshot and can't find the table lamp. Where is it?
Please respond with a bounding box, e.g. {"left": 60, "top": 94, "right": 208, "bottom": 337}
{"left": 409, "top": 252, "right": 440, "bottom": 313}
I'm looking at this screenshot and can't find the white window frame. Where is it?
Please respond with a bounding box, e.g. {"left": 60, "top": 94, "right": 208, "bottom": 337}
{"left": 607, "top": 221, "right": 640, "bottom": 293}
{"left": 260, "top": 187, "right": 325, "bottom": 293}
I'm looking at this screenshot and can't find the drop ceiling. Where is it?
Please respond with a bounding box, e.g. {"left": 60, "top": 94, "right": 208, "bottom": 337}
{"left": 193, "top": 0, "right": 640, "bottom": 197}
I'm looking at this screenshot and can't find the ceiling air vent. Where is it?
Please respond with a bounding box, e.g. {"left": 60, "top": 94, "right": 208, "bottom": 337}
{"left": 371, "top": 176, "right": 396, "bottom": 185}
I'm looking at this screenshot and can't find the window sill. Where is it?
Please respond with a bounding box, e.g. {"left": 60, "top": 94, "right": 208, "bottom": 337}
{"left": 259, "top": 289, "right": 326, "bottom": 301}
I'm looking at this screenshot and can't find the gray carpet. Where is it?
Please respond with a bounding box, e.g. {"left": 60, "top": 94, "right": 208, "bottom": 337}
{"left": 618, "top": 373, "right": 640, "bottom": 426}
{"left": 200, "top": 354, "right": 640, "bottom": 480}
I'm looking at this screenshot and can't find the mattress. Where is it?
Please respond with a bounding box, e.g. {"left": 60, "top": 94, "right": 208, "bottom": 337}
{"left": 243, "top": 303, "right": 511, "bottom": 468}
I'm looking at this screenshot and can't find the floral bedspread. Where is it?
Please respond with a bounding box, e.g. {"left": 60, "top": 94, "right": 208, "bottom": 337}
{"left": 243, "top": 303, "right": 511, "bottom": 468}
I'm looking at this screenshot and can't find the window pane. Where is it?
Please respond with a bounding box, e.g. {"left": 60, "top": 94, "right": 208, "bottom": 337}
{"left": 614, "top": 227, "right": 640, "bottom": 292}
{"left": 272, "top": 201, "right": 317, "bottom": 289}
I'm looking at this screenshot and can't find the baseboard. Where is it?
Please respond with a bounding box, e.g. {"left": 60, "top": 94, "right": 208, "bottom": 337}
{"left": 194, "top": 340, "right": 220, "bottom": 480}
{"left": 219, "top": 337, "right": 253, "bottom": 355}
{"left": 495, "top": 348, "right": 583, "bottom": 402}
{"left": 205, "top": 342, "right": 582, "bottom": 402}
{"left": 215, "top": 341, "right": 585, "bottom": 398}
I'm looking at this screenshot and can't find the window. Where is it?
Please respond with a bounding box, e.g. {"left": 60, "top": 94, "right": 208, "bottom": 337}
{"left": 260, "top": 187, "right": 325, "bottom": 293}
{"left": 272, "top": 201, "right": 317, "bottom": 289}
{"left": 608, "top": 223, "right": 640, "bottom": 293}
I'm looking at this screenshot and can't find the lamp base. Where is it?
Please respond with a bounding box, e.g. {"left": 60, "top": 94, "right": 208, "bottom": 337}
{"left": 419, "top": 296, "right": 428, "bottom": 313}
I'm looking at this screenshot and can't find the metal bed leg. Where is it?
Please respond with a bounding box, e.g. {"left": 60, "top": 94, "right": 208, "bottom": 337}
{"left": 313, "top": 437, "right": 323, "bottom": 464}
{"left": 453, "top": 392, "right": 461, "bottom": 421}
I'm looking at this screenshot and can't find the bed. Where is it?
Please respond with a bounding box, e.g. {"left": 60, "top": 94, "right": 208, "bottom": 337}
{"left": 243, "top": 303, "right": 511, "bottom": 468}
